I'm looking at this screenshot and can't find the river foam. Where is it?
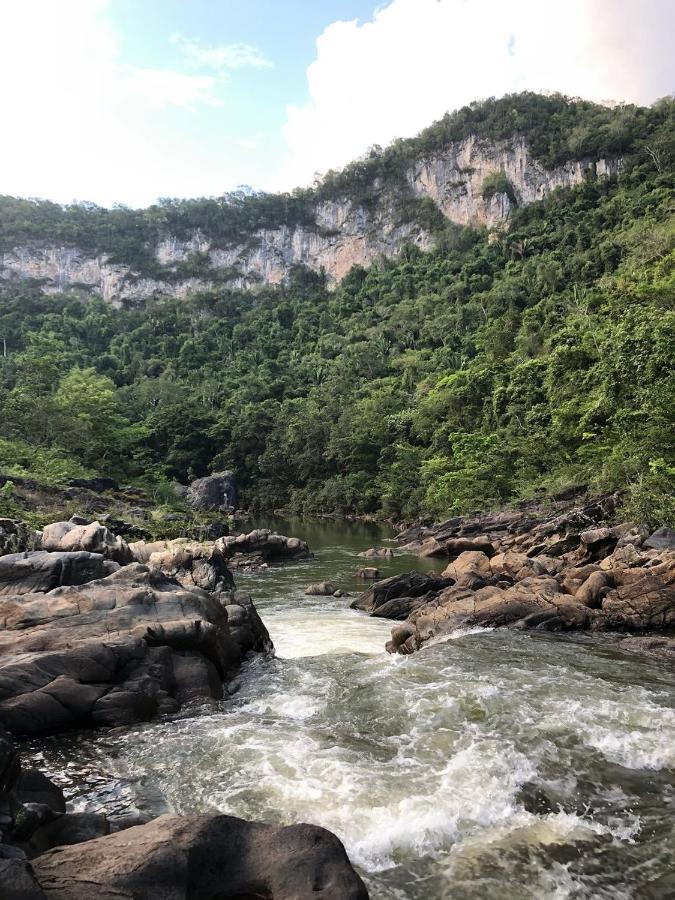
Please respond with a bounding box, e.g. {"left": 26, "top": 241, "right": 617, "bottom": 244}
{"left": 27, "top": 521, "right": 675, "bottom": 899}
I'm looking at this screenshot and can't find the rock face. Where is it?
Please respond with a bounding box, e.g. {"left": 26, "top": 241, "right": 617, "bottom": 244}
{"left": 381, "top": 493, "right": 675, "bottom": 654}
{"left": 31, "top": 813, "right": 368, "bottom": 900}
{"left": 0, "top": 551, "right": 116, "bottom": 597}
{"left": 129, "top": 538, "right": 235, "bottom": 594}
{"left": 186, "top": 472, "right": 238, "bottom": 512}
{"left": 0, "top": 517, "right": 306, "bottom": 734}
{"left": 0, "top": 520, "right": 41, "bottom": 557}
{"left": 1, "top": 137, "right": 621, "bottom": 302}
{"left": 0, "top": 563, "right": 243, "bottom": 734}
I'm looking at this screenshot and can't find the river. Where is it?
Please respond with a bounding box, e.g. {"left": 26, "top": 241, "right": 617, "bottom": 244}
{"left": 26, "top": 518, "right": 675, "bottom": 898}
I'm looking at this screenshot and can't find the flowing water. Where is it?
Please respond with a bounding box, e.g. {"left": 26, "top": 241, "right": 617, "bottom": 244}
{"left": 27, "top": 518, "right": 675, "bottom": 899}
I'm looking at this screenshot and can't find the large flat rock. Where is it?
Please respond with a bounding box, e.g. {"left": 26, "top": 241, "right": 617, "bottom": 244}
{"left": 32, "top": 813, "right": 368, "bottom": 900}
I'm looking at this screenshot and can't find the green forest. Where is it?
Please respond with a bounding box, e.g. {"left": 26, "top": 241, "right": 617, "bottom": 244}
{"left": 0, "top": 93, "right": 673, "bottom": 526}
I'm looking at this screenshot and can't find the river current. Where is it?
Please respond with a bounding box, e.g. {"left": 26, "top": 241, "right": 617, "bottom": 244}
{"left": 27, "top": 518, "right": 675, "bottom": 899}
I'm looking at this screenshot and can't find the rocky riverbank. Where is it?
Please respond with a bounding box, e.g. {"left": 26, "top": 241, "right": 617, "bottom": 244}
{"left": 353, "top": 494, "right": 675, "bottom": 656}
{"left": 0, "top": 515, "right": 366, "bottom": 898}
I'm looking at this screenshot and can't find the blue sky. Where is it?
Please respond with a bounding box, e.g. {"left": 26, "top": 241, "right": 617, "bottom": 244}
{"left": 0, "top": 0, "right": 672, "bottom": 207}
{"left": 106, "top": 0, "right": 377, "bottom": 192}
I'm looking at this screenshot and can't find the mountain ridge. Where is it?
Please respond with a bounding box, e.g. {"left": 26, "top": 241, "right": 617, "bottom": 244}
{"left": 0, "top": 91, "right": 658, "bottom": 304}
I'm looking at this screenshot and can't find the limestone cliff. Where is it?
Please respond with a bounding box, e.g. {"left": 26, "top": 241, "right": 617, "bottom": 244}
{"left": 0, "top": 136, "right": 620, "bottom": 304}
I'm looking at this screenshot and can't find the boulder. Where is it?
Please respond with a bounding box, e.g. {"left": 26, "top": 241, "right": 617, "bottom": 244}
{"left": 0, "top": 856, "right": 47, "bottom": 899}
{"left": 216, "top": 530, "right": 310, "bottom": 563}
{"left": 392, "top": 576, "right": 591, "bottom": 654}
{"left": 41, "top": 521, "right": 131, "bottom": 564}
{"left": 0, "top": 552, "right": 116, "bottom": 597}
{"left": 12, "top": 772, "right": 65, "bottom": 814}
{"left": 599, "top": 557, "right": 675, "bottom": 631}
{"left": 31, "top": 813, "right": 368, "bottom": 900}
{"left": 644, "top": 527, "right": 675, "bottom": 551}
{"left": 186, "top": 472, "right": 238, "bottom": 512}
{"left": 304, "top": 582, "right": 337, "bottom": 596}
{"left": 130, "top": 539, "right": 234, "bottom": 595}
{"left": 352, "top": 571, "right": 453, "bottom": 613}
{"left": 20, "top": 812, "right": 110, "bottom": 858}
{"left": 223, "top": 593, "right": 273, "bottom": 657}
{"left": 420, "top": 537, "right": 494, "bottom": 559}
{"left": 574, "top": 571, "right": 609, "bottom": 608}
{"left": 356, "top": 567, "right": 379, "bottom": 580}
{"left": 443, "top": 551, "right": 492, "bottom": 582}
{"left": 0, "top": 565, "right": 243, "bottom": 735}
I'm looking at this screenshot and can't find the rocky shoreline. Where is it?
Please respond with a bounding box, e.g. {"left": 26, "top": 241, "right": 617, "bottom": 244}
{"left": 351, "top": 493, "right": 675, "bottom": 657}
{"left": 0, "top": 515, "right": 366, "bottom": 898}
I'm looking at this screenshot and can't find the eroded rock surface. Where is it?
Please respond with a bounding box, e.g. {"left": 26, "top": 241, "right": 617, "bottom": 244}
{"left": 379, "top": 493, "right": 675, "bottom": 654}
{"left": 32, "top": 813, "right": 368, "bottom": 900}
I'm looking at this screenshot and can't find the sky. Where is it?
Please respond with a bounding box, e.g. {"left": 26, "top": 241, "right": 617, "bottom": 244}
{"left": 0, "top": 0, "right": 672, "bottom": 208}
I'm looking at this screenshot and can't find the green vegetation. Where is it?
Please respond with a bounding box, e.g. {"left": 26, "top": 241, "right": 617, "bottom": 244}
{"left": 0, "top": 94, "right": 673, "bottom": 525}
{"left": 481, "top": 171, "right": 518, "bottom": 206}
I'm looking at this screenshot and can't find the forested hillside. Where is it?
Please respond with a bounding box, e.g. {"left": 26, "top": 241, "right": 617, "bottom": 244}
{"left": 0, "top": 93, "right": 673, "bottom": 525}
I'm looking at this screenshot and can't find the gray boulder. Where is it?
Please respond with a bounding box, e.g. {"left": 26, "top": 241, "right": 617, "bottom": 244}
{"left": 186, "top": 472, "right": 238, "bottom": 512}
{"left": 0, "top": 551, "right": 116, "bottom": 597}
{"left": 0, "top": 564, "right": 242, "bottom": 735}
{"left": 304, "top": 582, "right": 337, "bottom": 596}
{"left": 31, "top": 813, "right": 368, "bottom": 900}
{"left": 644, "top": 527, "right": 675, "bottom": 551}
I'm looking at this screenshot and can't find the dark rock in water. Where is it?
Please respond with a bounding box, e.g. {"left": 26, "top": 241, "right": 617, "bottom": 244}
{"left": 644, "top": 527, "right": 675, "bottom": 551}
{"left": 21, "top": 812, "right": 111, "bottom": 858}
{"left": 225, "top": 593, "right": 274, "bottom": 656}
{"left": 352, "top": 571, "right": 454, "bottom": 613}
{"left": 67, "top": 477, "right": 119, "bottom": 493}
{"left": 0, "top": 551, "right": 116, "bottom": 597}
{"left": 12, "top": 772, "right": 65, "bottom": 814}
{"left": 187, "top": 472, "right": 238, "bottom": 512}
{"left": 31, "top": 813, "right": 369, "bottom": 899}
{"left": 369, "top": 595, "right": 426, "bottom": 620}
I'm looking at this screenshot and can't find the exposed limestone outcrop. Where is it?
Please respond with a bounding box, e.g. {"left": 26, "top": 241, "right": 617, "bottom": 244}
{"left": 1, "top": 136, "right": 621, "bottom": 302}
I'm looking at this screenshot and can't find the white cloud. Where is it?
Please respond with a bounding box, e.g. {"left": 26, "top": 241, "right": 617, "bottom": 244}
{"left": 277, "top": 0, "right": 675, "bottom": 189}
{"left": 170, "top": 33, "right": 272, "bottom": 74}
{"left": 0, "top": 0, "right": 229, "bottom": 205}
